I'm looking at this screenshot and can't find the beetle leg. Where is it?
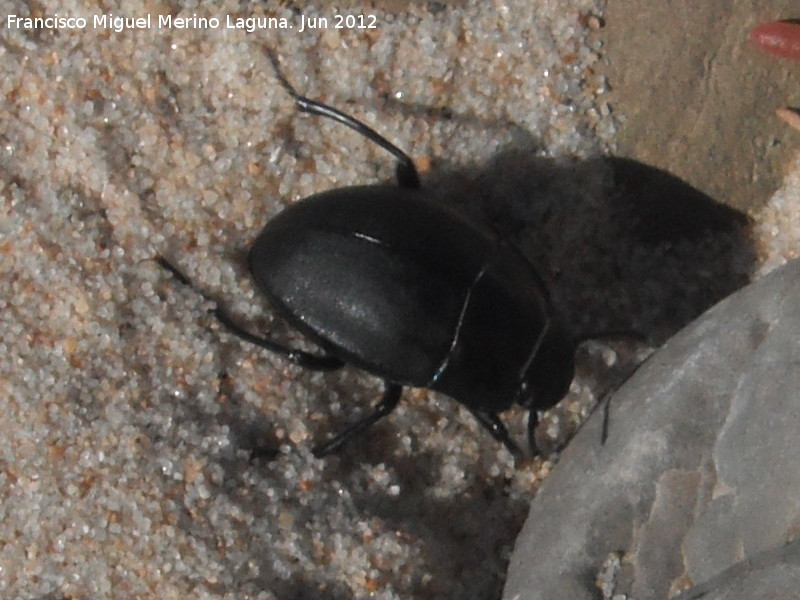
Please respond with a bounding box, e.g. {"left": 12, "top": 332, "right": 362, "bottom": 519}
{"left": 312, "top": 383, "right": 402, "bottom": 457}
{"left": 527, "top": 410, "right": 541, "bottom": 457}
{"left": 213, "top": 307, "right": 345, "bottom": 371}
{"left": 467, "top": 409, "right": 524, "bottom": 460}
{"left": 156, "top": 256, "right": 343, "bottom": 371}
{"left": 266, "top": 49, "right": 421, "bottom": 189}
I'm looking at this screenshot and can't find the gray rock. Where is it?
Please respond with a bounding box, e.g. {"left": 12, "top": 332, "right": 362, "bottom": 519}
{"left": 503, "top": 258, "right": 800, "bottom": 600}
{"left": 671, "top": 536, "right": 800, "bottom": 600}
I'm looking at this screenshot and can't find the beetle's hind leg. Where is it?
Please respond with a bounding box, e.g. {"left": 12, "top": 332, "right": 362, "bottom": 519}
{"left": 468, "top": 408, "right": 524, "bottom": 460}
{"left": 312, "top": 383, "right": 402, "bottom": 457}
{"left": 265, "top": 49, "right": 420, "bottom": 190}
{"left": 156, "top": 256, "right": 344, "bottom": 371}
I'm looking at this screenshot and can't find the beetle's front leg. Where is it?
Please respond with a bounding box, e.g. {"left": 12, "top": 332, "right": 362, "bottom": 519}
{"left": 213, "top": 308, "right": 344, "bottom": 371}
{"left": 156, "top": 256, "right": 344, "bottom": 371}
{"left": 266, "top": 49, "right": 420, "bottom": 190}
{"left": 467, "top": 408, "right": 524, "bottom": 460}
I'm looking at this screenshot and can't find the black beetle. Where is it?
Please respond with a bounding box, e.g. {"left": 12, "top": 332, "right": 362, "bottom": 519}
{"left": 166, "top": 52, "right": 576, "bottom": 459}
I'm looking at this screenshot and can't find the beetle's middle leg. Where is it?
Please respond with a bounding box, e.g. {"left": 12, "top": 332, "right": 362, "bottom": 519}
{"left": 312, "top": 382, "right": 402, "bottom": 457}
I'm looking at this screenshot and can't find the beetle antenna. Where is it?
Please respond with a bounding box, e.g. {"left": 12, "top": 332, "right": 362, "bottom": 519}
{"left": 265, "top": 48, "right": 421, "bottom": 189}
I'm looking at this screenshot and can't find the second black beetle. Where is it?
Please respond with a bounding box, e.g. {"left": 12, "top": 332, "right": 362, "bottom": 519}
{"left": 184, "top": 52, "right": 577, "bottom": 459}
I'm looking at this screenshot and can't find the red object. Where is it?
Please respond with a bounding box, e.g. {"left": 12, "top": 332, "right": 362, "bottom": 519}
{"left": 750, "top": 20, "right": 800, "bottom": 61}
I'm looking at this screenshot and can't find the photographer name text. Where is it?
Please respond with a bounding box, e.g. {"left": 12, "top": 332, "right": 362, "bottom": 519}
{"left": 6, "top": 13, "right": 378, "bottom": 34}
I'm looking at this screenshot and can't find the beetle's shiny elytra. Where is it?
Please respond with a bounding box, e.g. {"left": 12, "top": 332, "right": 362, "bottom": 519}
{"left": 167, "top": 51, "right": 576, "bottom": 459}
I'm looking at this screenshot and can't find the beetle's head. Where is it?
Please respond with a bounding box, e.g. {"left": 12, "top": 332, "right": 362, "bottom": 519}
{"left": 518, "top": 320, "right": 576, "bottom": 413}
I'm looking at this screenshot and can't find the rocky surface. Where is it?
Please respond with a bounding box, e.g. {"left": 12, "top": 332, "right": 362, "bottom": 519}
{"left": 503, "top": 257, "right": 800, "bottom": 600}
{"left": 605, "top": 0, "right": 800, "bottom": 214}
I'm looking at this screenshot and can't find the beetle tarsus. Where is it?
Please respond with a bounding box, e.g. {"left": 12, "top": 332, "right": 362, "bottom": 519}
{"left": 312, "top": 383, "right": 403, "bottom": 457}
{"left": 468, "top": 408, "right": 525, "bottom": 460}
{"left": 527, "top": 410, "right": 540, "bottom": 457}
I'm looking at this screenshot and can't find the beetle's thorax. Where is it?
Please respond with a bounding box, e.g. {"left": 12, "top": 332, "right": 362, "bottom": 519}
{"left": 429, "top": 242, "right": 553, "bottom": 414}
